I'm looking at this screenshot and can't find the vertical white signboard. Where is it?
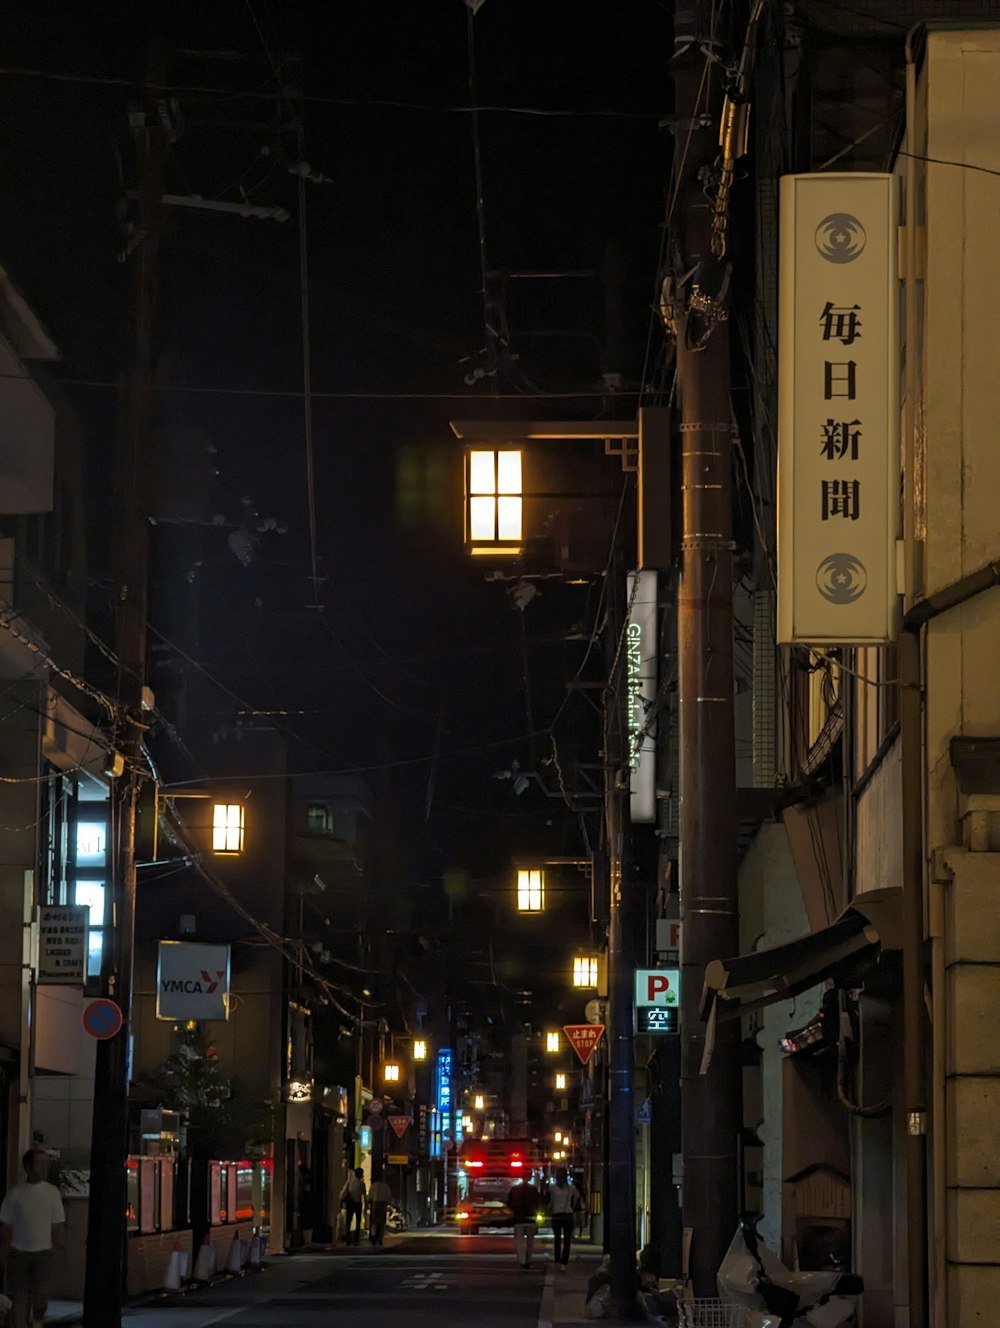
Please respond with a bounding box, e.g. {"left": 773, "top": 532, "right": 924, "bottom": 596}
{"left": 627, "top": 570, "right": 658, "bottom": 823}
{"left": 778, "top": 173, "right": 899, "bottom": 644}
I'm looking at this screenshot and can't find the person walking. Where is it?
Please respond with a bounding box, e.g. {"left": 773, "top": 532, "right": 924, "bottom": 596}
{"left": 547, "top": 1167, "right": 582, "bottom": 1272}
{"left": 339, "top": 1168, "right": 367, "bottom": 1246}
{"left": 506, "top": 1173, "right": 542, "bottom": 1269}
{"left": 0, "top": 1148, "right": 66, "bottom": 1328}
{"left": 367, "top": 1172, "right": 392, "bottom": 1247}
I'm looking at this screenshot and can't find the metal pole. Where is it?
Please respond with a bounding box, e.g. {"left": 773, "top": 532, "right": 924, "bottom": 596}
{"left": 606, "top": 554, "right": 640, "bottom": 1317}
{"left": 83, "top": 58, "right": 163, "bottom": 1328}
{"left": 673, "top": 0, "right": 742, "bottom": 1295}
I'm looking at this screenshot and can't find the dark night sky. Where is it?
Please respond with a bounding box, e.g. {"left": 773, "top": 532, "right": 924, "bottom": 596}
{"left": 0, "top": 0, "right": 675, "bottom": 888}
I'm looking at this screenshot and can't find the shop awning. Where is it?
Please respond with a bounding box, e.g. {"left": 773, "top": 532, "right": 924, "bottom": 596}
{"left": 700, "top": 887, "right": 901, "bottom": 1023}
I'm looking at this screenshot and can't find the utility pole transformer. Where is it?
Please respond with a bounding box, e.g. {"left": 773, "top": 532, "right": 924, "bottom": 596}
{"left": 672, "top": 0, "right": 743, "bottom": 1294}
{"left": 83, "top": 58, "right": 164, "bottom": 1328}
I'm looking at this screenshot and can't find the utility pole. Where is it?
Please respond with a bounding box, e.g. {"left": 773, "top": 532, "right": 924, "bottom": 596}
{"left": 605, "top": 553, "right": 640, "bottom": 1317}
{"left": 83, "top": 57, "right": 164, "bottom": 1328}
{"left": 672, "top": 0, "right": 742, "bottom": 1295}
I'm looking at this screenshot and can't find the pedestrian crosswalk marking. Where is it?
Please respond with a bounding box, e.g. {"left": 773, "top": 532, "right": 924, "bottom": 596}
{"left": 401, "top": 1271, "right": 448, "bottom": 1291}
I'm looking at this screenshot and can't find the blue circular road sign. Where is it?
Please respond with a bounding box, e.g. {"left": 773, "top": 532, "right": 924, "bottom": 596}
{"left": 83, "top": 999, "right": 123, "bottom": 1040}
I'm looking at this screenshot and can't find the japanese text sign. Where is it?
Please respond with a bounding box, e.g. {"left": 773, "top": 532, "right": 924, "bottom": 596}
{"left": 38, "top": 905, "right": 88, "bottom": 985}
{"left": 778, "top": 173, "right": 900, "bottom": 644}
{"left": 563, "top": 1023, "right": 605, "bottom": 1065}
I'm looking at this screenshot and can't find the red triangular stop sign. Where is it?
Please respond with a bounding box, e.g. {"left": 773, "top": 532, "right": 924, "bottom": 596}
{"left": 388, "top": 1115, "right": 410, "bottom": 1138}
{"left": 563, "top": 1024, "right": 605, "bottom": 1065}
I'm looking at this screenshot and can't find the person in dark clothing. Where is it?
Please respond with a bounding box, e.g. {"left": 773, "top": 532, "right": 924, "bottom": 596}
{"left": 340, "top": 1168, "right": 366, "bottom": 1245}
{"left": 506, "top": 1175, "right": 543, "bottom": 1268}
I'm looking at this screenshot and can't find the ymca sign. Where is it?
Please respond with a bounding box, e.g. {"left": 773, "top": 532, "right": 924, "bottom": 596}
{"left": 635, "top": 968, "right": 680, "bottom": 1009}
{"left": 156, "top": 941, "right": 231, "bottom": 1021}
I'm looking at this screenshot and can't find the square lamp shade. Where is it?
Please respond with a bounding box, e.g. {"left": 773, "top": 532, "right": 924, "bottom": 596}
{"left": 466, "top": 449, "right": 523, "bottom": 556}
{"left": 212, "top": 803, "right": 244, "bottom": 854}
{"left": 573, "top": 954, "right": 599, "bottom": 988}
{"left": 517, "top": 868, "right": 544, "bottom": 912}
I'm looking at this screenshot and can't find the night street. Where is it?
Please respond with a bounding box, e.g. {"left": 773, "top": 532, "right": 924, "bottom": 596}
{"left": 51, "top": 1236, "right": 599, "bottom": 1328}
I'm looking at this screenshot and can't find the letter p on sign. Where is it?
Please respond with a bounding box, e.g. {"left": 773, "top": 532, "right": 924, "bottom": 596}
{"left": 647, "top": 973, "right": 671, "bottom": 1001}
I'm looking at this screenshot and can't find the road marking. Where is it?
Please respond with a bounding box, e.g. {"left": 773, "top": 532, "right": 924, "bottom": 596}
{"left": 401, "top": 1271, "right": 448, "bottom": 1291}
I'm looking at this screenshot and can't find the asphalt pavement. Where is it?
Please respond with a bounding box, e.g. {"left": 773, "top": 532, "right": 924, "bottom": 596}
{"left": 46, "top": 1230, "right": 604, "bottom": 1328}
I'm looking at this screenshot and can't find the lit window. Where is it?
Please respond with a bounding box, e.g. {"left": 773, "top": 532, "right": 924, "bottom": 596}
{"left": 573, "top": 955, "right": 599, "bottom": 989}
{"left": 413, "top": 1039, "right": 428, "bottom": 1062}
{"left": 555, "top": 1073, "right": 567, "bottom": 1091}
{"left": 307, "top": 803, "right": 332, "bottom": 834}
{"left": 76, "top": 823, "right": 106, "bottom": 860}
{"left": 75, "top": 881, "right": 105, "bottom": 978}
{"left": 384, "top": 1063, "right": 401, "bottom": 1083}
{"left": 517, "top": 868, "right": 544, "bottom": 913}
{"left": 467, "top": 450, "right": 523, "bottom": 553}
{"left": 473, "top": 1093, "right": 485, "bottom": 1110}
{"left": 546, "top": 1031, "right": 560, "bottom": 1053}
{"left": 212, "top": 804, "right": 244, "bottom": 854}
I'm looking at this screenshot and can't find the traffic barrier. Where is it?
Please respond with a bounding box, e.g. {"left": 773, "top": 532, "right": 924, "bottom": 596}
{"left": 193, "top": 1240, "right": 216, "bottom": 1283}
{"left": 163, "top": 1241, "right": 183, "bottom": 1292}
{"left": 248, "top": 1234, "right": 262, "bottom": 1269}
{"left": 225, "top": 1235, "right": 244, "bottom": 1274}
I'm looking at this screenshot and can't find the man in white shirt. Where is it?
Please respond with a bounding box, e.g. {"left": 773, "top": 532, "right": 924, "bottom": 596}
{"left": 0, "top": 1148, "right": 66, "bottom": 1328}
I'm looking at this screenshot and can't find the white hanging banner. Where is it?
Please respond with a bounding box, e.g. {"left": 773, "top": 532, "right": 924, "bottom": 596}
{"left": 777, "top": 173, "right": 900, "bottom": 644}
{"left": 627, "top": 570, "right": 658, "bottom": 823}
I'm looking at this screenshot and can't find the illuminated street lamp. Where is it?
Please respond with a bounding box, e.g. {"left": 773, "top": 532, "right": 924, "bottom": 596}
{"left": 554, "top": 1130, "right": 563, "bottom": 1143}
{"left": 383, "top": 1062, "right": 401, "bottom": 1084}
{"left": 555, "top": 1072, "right": 567, "bottom": 1091}
{"left": 413, "top": 1039, "right": 428, "bottom": 1062}
{"left": 516, "top": 868, "right": 544, "bottom": 913}
{"left": 545, "top": 1031, "right": 560, "bottom": 1053}
{"left": 212, "top": 802, "right": 244, "bottom": 854}
{"left": 473, "top": 1093, "right": 485, "bottom": 1111}
{"left": 465, "top": 449, "right": 523, "bottom": 557}
{"left": 573, "top": 953, "right": 599, "bottom": 988}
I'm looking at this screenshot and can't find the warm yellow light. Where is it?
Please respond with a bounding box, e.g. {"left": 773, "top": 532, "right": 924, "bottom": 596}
{"left": 554, "top": 1130, "right": 563, "bottom": 1143}
{"left": 517, "top": 868, "right": 544, "bottom": 913}
{"left": 555, "top": 1072, "right": 567, "bottom": 1091}
{"left": 413, "top": 1039, "right": 428, "bottom": 1062}
{"left": 496, "top": 450, "right": 521, "bottom": 494}
{"left": 212, "top": 803, "right": 244, "bottom": 854}
{"left": 469, "top": 450, "right": 496, "bottom": 494}
{"left": 384, "top": 1062, "right": 401, "bottom": 1083}
{"left": 497, "top": 496, "right": 522, "bottom": 540}
{"left": 573, "top": 954, "right": 599, "bottom": 988}
{"left": 546, "top": 1031, "right": 560, "bottom": 1053}
{"left": 474, "top": 1093, "right": 485, "bottom": 1110}
{"left": 462, "top": 1115, "right": 474, "bottom": 1130}
{"left": 466, "top": 449, "right": 522, "bottom": 547}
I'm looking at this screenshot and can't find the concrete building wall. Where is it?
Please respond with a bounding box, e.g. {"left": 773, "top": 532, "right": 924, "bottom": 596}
{"left": 918, "top": 28, "right": 1000, "bottom": 1327}
{"left": 737, "top": 820, "right": 817, "bottom": 1252}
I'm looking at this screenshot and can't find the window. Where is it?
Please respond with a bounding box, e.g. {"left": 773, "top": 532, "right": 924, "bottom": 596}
{"left": 75, "top": 880, "right": 106, "bottom": 977}
{"left": 467, "top": 450, "right": 523, "bottom": 553}
{"left": 306, "top": 803, "right": 332, "bottom": 834}
{"left": 76, "top": 823, "right": 107, "bottom": 862}
{"left": 212, "top": 804, "right": 244, "bottom": 854}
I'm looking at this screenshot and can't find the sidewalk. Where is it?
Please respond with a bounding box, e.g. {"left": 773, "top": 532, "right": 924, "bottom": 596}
{"left": 541, "top": 1250, "right": 604, "bottom": 1328}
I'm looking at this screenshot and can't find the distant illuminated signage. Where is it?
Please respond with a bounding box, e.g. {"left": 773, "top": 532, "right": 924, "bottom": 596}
{"left": 639, "top": 1007, "right": 678, "bottom": 1035}
{"left": 627, "top": 571, "right": 657, "bottom": 823}
{"left": 635, "top": 968, "right": 680, "bottom": 1008}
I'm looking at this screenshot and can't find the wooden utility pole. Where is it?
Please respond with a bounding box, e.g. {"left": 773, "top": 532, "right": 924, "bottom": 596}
{"left": 672, "top": 0, "right": 742, "bottom": 1294}
{"left": 83, "top": 61, "right": 164, "bottom": 1328}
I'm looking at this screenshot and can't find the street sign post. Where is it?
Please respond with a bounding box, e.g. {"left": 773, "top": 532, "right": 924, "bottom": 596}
{"left": 83, "top": 999, "right": 123, "bottom": 1041}
{"left": 563, "top": 1023, "right": 605, "bottom": 1065}
{"left": 388, "top": 1116, "right": 410, "bottom": 1139}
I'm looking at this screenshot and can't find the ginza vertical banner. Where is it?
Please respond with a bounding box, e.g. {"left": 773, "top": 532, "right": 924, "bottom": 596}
{"left": 777, "top": 173, "right": 900, "bottom": 644}
{"left": 627, "top": 570, "right": 657, "bottom": 823}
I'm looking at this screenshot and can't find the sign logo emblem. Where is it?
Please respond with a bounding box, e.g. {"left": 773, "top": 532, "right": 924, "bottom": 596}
{"left": 816, "top": 552, "right": 868, "bottom": 604}
{"left": 815, "top": 213, "right": 866, "bottom": 264}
